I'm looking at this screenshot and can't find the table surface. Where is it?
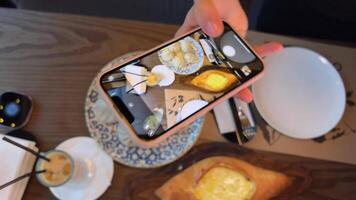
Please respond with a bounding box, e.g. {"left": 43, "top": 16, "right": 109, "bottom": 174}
{"left": 1, "top": 8, "right": 356, "bottom": 200}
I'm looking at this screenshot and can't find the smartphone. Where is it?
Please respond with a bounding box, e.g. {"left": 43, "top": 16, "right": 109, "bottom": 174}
{"left": 97, "top": 22, "right": 264, "bottom": 147}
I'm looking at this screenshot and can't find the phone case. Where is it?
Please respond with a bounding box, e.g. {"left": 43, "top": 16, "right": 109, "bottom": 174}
{"left": 96, "top": 26, "right": 265, "bottom": 148}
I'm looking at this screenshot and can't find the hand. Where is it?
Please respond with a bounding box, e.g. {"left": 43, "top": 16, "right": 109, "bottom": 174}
{"left": 176, "top": 0, "right": 283, "bottom": 102}
{"left": 176, "top": 0, "right": 248, "bottom": 37}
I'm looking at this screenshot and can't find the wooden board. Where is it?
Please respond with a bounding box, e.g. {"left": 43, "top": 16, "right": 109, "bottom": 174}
{"left": 109, "top": 142, "right": 356, "bottom": 200}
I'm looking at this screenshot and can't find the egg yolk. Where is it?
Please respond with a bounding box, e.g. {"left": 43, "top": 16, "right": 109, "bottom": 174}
{"left": 147, "top": 73, "right": 160, "bottom": 86}
{"left": 194, "top": 167, "right": 256, "bottom": 200}
{"left": 205, "top": 74, "right": 229, "bottom": 91}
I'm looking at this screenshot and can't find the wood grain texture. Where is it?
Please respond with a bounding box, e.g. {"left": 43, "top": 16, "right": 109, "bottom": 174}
{"left": 0, "top": 8, "right": 177, "bottom": 199}
{"left": 111, "top": 142, "right": 356, "bottom": 200}
{"left": 0, "top": 8, "right": 356, "bottom": 200}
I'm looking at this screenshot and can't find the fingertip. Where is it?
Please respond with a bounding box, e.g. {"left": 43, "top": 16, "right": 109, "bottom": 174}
{"left": 243, "top": 93, "right": 254, "bottom": 103}
{"left": 202, "top": 20, "right": 224, "bottom": 37}
{"left": 194, "top": 0, "right": 224, "bottom": 37}
{"left": 268, "top": 41, "right": 284, "bottom": 51}
{"left": 254, "top": 41, "right": 284, "bottom": 57}
{"left": 235, "top": 88, "right": 253, "bottom": 103}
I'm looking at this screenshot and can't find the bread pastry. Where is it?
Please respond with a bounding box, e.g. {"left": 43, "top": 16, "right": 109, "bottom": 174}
{"left": 156, "top": 156, "right": 292, "bottom": 200}
{"left": 189, "top": 69, "right": 238, "bottom": 93}
{"left": 158, "top": 37, "right": 202, "bottom": 74}
{"left": 181, "top": 39, "right": 194, "bottom": 53}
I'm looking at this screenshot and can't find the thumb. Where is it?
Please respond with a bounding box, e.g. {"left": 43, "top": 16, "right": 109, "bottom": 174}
{"left": 194, "top": 0, "right": 224, "bottom": 37}
{"left": 175, "top": 8, "right": 197, "bottom": 37}
{"left": 176, "top": 0, "right": 224, "bottom": 38}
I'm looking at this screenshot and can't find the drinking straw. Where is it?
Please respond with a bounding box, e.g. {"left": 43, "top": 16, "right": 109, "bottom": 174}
{"left": 0, "top": 170, "right": 46, "bottom": 190}
{"left": 2, "top": 137, "right": 50, "bottom": 162}
{"left": 126, "top": 79, "right": 148, "bottom": 94}
{"left": 121, "top": 70, "right": 148, "bottom": 77}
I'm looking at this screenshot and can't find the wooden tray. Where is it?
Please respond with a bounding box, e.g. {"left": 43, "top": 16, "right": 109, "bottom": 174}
{"left": 116, "top": 142, "right": 314, "bottom": 199}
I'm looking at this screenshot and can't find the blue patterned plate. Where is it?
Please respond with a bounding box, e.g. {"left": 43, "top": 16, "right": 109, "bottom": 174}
{"left": 84, "top": 52, "right": 204, "bottom": 168}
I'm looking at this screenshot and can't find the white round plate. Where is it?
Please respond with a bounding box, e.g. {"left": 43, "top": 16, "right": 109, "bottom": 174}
{"left": 50, "top": 137, "right": 114, "bottom": 200}
{"left": 253, "top": 47, "right": 345, "bottom": 139}
{"left": 179, "top": 100, "right": 208, "bottom": 121}
{"left": 151, "top": 65, "right": 175, "bottom": 86}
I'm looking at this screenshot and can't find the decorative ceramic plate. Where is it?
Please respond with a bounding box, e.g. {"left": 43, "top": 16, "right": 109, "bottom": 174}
{"left": 84, "top": 52, "right": 204, "bottom": 168}
{"left": 158, "top": 37, "right": 204, "bottom": 75}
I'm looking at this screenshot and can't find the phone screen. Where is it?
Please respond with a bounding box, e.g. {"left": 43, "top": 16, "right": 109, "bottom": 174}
{"left": 100, "top": 23, "right": 263, "bottom": 140}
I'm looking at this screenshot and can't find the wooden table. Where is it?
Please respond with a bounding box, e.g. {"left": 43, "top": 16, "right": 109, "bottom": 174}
{"left": 1, "top": 8, "right": 356, "bottom": 200}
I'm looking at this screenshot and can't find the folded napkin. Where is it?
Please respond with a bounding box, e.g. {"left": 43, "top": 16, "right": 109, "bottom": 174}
{"left": 0, "top": 134, "right": 38, "bottom": 200}
{"left": 122, "top": 65, "right": 147, "bottom": 95}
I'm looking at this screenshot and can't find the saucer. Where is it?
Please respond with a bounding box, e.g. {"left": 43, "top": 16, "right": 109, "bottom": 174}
{"left": 49, "top": 137, "right": 114, "bottom": 200}
{"left": 85, "top": 52, "right": 204, "bottom": 168}
{"left": 253, "top": 47, "right": 345, "bottom": 139}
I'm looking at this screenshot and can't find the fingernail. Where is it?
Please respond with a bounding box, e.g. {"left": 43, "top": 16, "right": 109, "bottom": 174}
{"left": 205, "top": 22, "right": 218, "bottom": 36}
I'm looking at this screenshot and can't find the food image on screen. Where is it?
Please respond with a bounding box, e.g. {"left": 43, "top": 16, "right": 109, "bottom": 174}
{"left": 101, "top": 24, "right": 261, "bottom": 140}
